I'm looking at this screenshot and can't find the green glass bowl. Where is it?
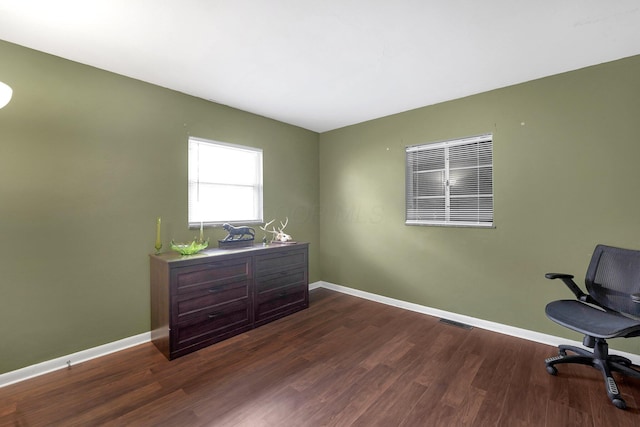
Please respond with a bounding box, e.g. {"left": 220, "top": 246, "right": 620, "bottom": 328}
{"left": 170, "top": 239, "right": 209, "bottom": 255}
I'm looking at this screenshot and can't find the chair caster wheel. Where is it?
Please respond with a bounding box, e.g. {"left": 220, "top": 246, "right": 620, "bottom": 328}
{"left": 612, "top": 398, "right": 626, "bottom": 409}
{"left": 546, "top": 366, "right": 558, "bottom": 376}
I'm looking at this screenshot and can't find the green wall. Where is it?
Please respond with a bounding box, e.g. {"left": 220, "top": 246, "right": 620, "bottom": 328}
{"left": 319, "top": 55, "right": 640, "bottom": 356}
{"left": 0, "top": 40, "right": 319, "bottom": 374}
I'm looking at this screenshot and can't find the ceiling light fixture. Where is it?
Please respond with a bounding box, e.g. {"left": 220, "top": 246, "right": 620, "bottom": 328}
{"left": 0, "top": 81, "right": 13, "bottom": 109}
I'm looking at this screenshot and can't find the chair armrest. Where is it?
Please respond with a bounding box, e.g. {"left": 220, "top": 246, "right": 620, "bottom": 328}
{"left": 545, "top": 272, "right": 590, "bottom": 301}
{"left": 545, "top": 273, "right": 574, "bottom": 280}
{"left": 632, "top": 293, "right": 640, "bottom": 303}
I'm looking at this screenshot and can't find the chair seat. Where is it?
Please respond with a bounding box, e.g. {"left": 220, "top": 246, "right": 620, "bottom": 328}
{"left": 545, "top": 300, "right": 640, "bottom": 338}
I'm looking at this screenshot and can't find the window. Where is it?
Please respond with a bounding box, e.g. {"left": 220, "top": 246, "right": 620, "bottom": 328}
{"left": 406, "top": 134, "right": 493, "bottom": 228}
{"left": 188, "top": 137, "right": 263, "bottom": 226}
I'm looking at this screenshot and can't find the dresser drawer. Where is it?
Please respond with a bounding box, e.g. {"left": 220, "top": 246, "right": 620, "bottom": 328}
{"left": 255, "top": 267, "right": 307, "bottom": 293}
{"left": 172, "top": 299, "right": 251, "bottom": 349}
{"left": 255, "top": 282, "right": 308, "bottom": 323}
{"left": 174, "top": 279, "right": 250, "bottom": 321}
{"left": 255, "top": 248, "right": 307, "bottom": 277}
{"left": 171, "top": 258, "right": 251, "bottom": 295}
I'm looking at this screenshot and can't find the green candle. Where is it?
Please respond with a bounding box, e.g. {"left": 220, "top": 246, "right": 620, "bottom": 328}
{"left": 155, "top": 217, "right": 162, "bottom": 253}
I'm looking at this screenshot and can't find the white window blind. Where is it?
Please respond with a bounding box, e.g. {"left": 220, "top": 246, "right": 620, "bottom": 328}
{"left": 406, "top": 134, "right": 493, "bottom": 227}
{"left": 188, "top": 137, "right": 263, "bottom": 226}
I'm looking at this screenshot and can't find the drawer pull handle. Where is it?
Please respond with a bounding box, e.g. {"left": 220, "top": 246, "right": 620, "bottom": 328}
{"left": 208, "top": 287, "right": 222, "bottom": 293}
{"left": 208, "top": 311, "right": 223, "bottom": 319}
{"left": 278, "top": 291, "right": 288, "bottom": 298}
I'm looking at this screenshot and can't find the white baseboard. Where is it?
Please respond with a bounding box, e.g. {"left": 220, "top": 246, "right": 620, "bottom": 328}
{"left": 0, "top": 332, "right": 151, "bottom": 388}
{"left": 310, "top": 280, "right": 640, "bottom": 366}
{"left": 4, "top": 281, "right": 639, "bottom": 388}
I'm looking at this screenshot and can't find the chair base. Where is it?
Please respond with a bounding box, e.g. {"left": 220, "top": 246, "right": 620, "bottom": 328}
{"left": 545, "top": 339, "right": 640, "bottom": 410}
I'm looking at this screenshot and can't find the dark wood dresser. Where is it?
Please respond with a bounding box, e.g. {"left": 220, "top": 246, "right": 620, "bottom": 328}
{"left": 150, "top": 243, "right": 309, "bottom": 360}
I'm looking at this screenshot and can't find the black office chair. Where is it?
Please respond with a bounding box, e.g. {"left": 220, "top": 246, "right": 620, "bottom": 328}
{"left": 544, "top": 244, "right": 640, "bottom": 409}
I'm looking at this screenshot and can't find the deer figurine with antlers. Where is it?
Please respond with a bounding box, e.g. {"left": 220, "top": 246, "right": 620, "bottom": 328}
{"left": 259, "top": 217, "right": 293, "bottom": 243}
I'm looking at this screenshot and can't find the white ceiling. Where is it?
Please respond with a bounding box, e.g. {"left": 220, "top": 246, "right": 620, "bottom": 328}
{"left": 1, "top": 1, "right": 639, "bottom": 132}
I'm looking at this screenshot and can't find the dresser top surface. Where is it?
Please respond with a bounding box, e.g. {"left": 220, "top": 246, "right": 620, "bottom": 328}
{"left": 150, "top": 242, "right": 308, "bottom": 265}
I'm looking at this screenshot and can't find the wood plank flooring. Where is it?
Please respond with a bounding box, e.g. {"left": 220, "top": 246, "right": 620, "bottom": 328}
{"left": 2, "top": 288, "right": 640, "bottom": 426}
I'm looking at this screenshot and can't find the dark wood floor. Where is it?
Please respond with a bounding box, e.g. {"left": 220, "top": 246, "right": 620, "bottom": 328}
{"left": 2, "top": 288, "right": 640, "bottom": 426}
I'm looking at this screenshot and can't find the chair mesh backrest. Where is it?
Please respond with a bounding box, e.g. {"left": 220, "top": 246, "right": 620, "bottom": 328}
{"left": 586, "top": 244, "right": 640, "bottom": 317}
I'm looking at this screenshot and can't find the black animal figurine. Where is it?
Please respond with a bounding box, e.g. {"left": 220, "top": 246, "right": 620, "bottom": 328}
{"left": 222, "top": 223, "right": 255, "bottom": 241}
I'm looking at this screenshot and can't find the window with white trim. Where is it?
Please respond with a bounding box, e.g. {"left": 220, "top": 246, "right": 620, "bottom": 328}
{"left": 188, "top": 137, "right": 263, "bottom": 226}
{"left": 406, "top": 134, "right": 493, "bottom": 227}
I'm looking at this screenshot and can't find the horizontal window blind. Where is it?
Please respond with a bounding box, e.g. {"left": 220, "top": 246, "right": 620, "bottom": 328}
{"left": 188, "top": 137, "right": 263, "bottom": 226}
{"left": 406, "top": 134, "right": 493, "bottom": 227}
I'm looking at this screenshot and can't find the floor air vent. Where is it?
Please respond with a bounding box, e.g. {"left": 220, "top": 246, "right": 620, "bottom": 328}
{"left": 439, "top": 318, "right": 473, "bottom": 330}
